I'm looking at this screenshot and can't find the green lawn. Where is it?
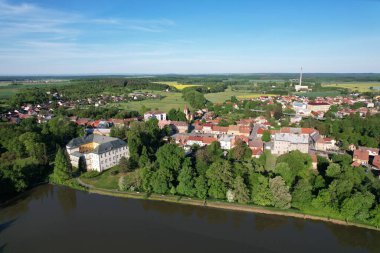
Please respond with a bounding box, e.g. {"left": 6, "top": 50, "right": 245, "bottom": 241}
{"left": 80, "top": 167, "right": 122, "bottom": 190}
{"left": 111, "top": 91, "right": 189, "bottom": 113}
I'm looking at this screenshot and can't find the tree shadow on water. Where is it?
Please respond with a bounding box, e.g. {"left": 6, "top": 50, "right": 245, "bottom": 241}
{"left": 0, "top": 244, "right": 7, "bottom": 253}
{"left": 0, "top": 219, "right": 17, "bottom": 234}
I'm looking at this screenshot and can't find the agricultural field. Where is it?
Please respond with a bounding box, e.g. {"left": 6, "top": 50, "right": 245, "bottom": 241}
{"left": 111, "top": 91, "right": 189, "bottom": 112}
{"left": 153, "top": 81, "right": 201, "bottom": 90}
{"left": 205, "top": 88, "right": 276, "bottom": 103}
{"left": 322, "top": 82, "right": 380, "bottom": 92}
{"left": 0, "top": 80, "right": 72, "bottom": 99}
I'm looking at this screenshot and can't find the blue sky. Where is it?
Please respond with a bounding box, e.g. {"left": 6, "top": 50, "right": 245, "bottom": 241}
{"left": 0, "top": 0, "right": 379, "bottom": 74}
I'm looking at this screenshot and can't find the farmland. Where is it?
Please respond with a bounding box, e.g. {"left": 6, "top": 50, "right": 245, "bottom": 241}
{"left": 153, "top": 81, "right": 201, "bottom": 90}
{"left": 0, "top": 80, "right": 72, "bottom": 99}
{"left": 110, "top": 91, "right": 189, "bottom": 112}
{"left": 322, "top": 82, "right": 380, "bottom": 92}
{"left": 205, "top": 88, "right": 276, "bottom": 103}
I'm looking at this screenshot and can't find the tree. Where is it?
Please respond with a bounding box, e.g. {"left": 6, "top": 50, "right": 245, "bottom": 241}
{"left": 228, "top": 139, "right": 252, "bottom": 161}
{"left": 275, "top": 162, "right": 296, "bottom": 187}
{"left": 206, "top": 160, "right": 233, "bottom": 199}
{"left": 194, "top": 175, "right": 208, "bottom": 199}
{"left": 292, "top": 179, "right": 313, "bottom": 210}
{"left": 119, "top": 157, "right": 136, "bottom": 172}
{"left": 370, "top": 205, "right": 380, "bottom": 227}
{"left": 182, "top": 90, "right": 207, "bottom": 109}
{"left": 249, "top": 172, "right": 273, "bottom": 206}
{"left": 156, "top": 144, "right": 185, "bottom": 176}
{"left": 167, "top": 108, "right": 187, "bottom": 121}
{"left": 261, "top": 130, "right": 271, "bottom": 142}
{"left": 233, "top": 176, "right": 250, "bottom": 204}
{"left": 326, "top": 163, "right": 342, "bottom": 178}
{"left": 269, "top": 176, "right": 292, "bottom": 209}
{"left": 150, "top": 168, "right": 171, "bottom": 194}
{"left": 206, "top": 141, "right": 223, "bottom": 162}
{"left": 341, "top": 191, "right": 375, "bottom": 222}
{"left": 276, "top": 151, "right": 312, "bottom": 179}
{"left": 311, "top": 189, "right": 339, "bottom": 215}
{"left": 138, "top": 146, "right": 150, "bottom": 168}
{"left": 51, "top": 148, "right": 72, "bottom": 184}
{"left": 176, "top": 159, "right": 195, "bottom": 197}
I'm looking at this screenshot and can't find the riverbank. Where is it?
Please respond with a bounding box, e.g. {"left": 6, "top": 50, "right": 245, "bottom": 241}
{"left": 76, "top": 178, "right": 380, "bottom": 232}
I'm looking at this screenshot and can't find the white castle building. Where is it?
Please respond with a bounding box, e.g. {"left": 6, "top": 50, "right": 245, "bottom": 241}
{"left": 66, "top": 134, "right": 129, "bottom": 172}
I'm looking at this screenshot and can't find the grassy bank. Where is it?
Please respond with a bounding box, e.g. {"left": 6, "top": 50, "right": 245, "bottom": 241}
{"left": 76, "top": 177, "right": 380, "bottom": 232}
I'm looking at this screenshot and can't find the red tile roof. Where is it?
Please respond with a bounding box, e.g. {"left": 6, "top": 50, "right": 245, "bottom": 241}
{"left": 353, "top": 149, "right": 369, "bottom": 162}
{"left": 373, "top": 155, "right": 380, "bottom": 168}
{"left": 301, "top": 128, "right": 316, "bottom": 134}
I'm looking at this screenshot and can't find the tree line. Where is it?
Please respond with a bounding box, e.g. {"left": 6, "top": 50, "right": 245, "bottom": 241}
{"left": 112, "top": 119, "right": 380, "bottom": 228}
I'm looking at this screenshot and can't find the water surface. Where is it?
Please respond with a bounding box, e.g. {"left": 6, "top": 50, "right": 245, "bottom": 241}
{"left": 0, "top": 185, "right": 379, "bottom": 253}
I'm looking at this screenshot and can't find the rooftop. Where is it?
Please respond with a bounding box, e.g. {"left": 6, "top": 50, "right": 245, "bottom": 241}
{"left": 67, "top": 134, "right": 126, "bottom": 155}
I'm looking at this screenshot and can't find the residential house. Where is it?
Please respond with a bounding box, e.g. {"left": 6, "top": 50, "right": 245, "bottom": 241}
{"left": 144, "top": 111, "right": 167, "bottom": 121}
{"left": 353, "top": 149, "right": 370, "bottom": 165}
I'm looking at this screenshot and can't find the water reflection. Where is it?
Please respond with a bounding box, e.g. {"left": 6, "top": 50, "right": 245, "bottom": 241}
{"left": 56, "top": 187, "right": 77, "bottom": 214}
{"left": 0, "top": 185, "right": 379, "bottom": 253}
{"left": 325, "top": 223, "right": 380, "bottom": 253}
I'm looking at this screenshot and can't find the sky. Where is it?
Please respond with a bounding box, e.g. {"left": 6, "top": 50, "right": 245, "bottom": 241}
{"left": 0, "top": 0, "right": 379, "bottom": 75}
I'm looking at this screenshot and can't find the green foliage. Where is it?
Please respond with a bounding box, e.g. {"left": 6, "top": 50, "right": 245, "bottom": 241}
{"left": 228, "top": 139, "right": 252, "bottom": 161}
{"left": 275, "top": 162, "right": 296, "bottom": 187}
{"left": 233, "top": 176, "right": 250, "bottom": 204}
{"left": 291, "top": 179, "right": 313, "bottom": 210}
{"left": 326, "top": 163, "right": 342, "bottom": 178}
{"left": 156, "top": 144, "right": 185, "bottom": 181}
{"left": 249, "top": 172, "right": 273, "bottom": 206}
{"left": 261, "top": 130, "right": 271, "bottom": 142}
{"left": 167, "top": 108, "right": 187, "bottom": 121}
{"left": 341, "top": 191, "right": 375, "bottom": 222}
{"left": 206, "top": 160, "right": 233, "bottom": 199}
{"left": 269, "top": 176, "right": 292, "bottom": 209}
{"left": 194, "top": 175, "right": 208, "bottom": 199}
{"left": 51, "top": 148, "right": 72, "bottom": 184}
{"left": 150, "top": 168, "right": 171, "bottom": 194}
{"left": 176, "top": 159, "right": 195, "bottom": 197}
{"left": 182, "top": 90, "right": 208, "bottom": 109}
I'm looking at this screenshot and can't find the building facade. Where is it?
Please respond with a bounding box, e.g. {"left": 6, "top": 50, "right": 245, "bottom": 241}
{"left": 144, "top": 111, "right": 167, "bottom": 121}
{"left": 66, "top": 134, "right": 129, "bottom": 172}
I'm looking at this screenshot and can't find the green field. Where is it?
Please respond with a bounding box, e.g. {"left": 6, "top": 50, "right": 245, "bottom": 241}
{"left": 0, "top": 81, "right": 72, "bottom": 99}
{"left": 205, "top": 88, "right": 276, "bottom": 103}
{"left": 111, "top": 91, "right": 188, "bottom": 112}
{"left": 322, "top": 82, "right": 380, "bottom": 92}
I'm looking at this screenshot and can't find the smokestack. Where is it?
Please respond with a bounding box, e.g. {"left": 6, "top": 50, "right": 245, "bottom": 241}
{"left": 299, "top": 67, "right": 303, "bottom": 86}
